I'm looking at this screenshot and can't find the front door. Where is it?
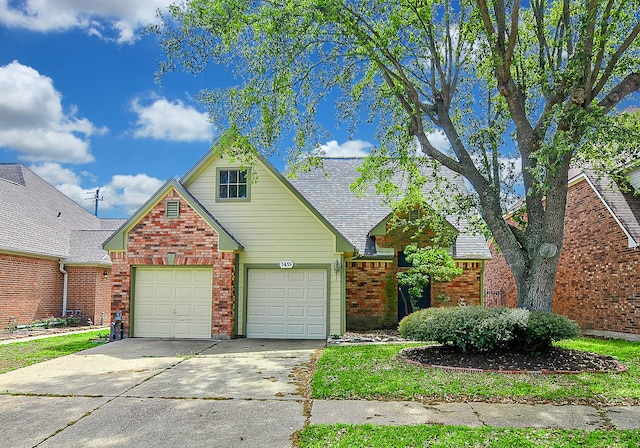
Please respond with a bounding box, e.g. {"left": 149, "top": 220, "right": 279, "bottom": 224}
{"left": 398, "top": 283, "right": 431, "bottom": 321}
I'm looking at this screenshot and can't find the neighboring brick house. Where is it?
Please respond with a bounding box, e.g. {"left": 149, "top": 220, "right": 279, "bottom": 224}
{"left": 104, "top": 134, "right": 491, "bottom": 339}
{"left": 484, "top": 168, "right": 640, "bottom": 338}
{"left": 0, "top": 164, "right": 123, "bottom": 328}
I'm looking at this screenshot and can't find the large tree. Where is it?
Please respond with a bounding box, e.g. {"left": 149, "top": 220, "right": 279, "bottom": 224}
{"left": 153, "top": 0, "right": 640, "bottom": 311}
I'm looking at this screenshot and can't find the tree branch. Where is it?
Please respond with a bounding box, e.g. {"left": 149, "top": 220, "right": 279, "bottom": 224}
{"left": 598, "top": 73, "right": 640, "bottom": 113}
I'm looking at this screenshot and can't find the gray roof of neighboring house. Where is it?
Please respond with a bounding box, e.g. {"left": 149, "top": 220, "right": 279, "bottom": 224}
{"left": 572, "top": 169, "right": 640, "bottom": 247}
{"left": 289, "top": 158, "right": 491, "bottom": 260}
{"left": 0, "top": 164, "right": 117, "bottom": 264}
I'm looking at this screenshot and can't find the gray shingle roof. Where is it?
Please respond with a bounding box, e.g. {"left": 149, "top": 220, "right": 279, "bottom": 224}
{"left": 577, "top": 170, "right": 640, "bottom": 246}
{"left": 0, "top": 164, "right": 115, "bottom": 263}
{"left": 289, "top": 158, "right": 491, "bottom": 260}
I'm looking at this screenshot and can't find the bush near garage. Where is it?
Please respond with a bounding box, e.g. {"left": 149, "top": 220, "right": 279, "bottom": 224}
{"left": 398, "top": 306, "right": 580, "bottom": 353}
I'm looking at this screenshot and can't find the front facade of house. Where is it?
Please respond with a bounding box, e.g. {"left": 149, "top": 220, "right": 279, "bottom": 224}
{"left": 105, "top": 135, "right": 491, "bottom": 339}
{"left": 484, "top": 169, "right": 640, "bottom": 338}
{"left": 0, "top": 164, "right": 118, "bottom": 328}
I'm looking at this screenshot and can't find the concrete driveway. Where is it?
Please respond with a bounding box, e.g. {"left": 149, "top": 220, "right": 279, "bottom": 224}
{"left": 0, "top": 338, "right": 324, "bottom": 448}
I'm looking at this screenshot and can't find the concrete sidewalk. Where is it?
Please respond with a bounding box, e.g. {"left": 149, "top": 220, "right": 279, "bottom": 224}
{"left": 1, "top": 337, "right": 639, "bottom": 448}
{"left": 311, "top": 399, "right": 640, "bottom": 430}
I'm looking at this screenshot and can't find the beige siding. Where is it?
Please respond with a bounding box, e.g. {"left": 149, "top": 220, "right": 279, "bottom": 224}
{"left": 186, "top": 158, "right": 343, "bottom": 336}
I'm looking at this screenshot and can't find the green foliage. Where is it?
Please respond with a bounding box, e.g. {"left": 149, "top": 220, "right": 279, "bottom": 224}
{"left": 154, "top": 0, "right": 640, "bottom": 312}
{"left": 513, "top": 311, "right": 582, "bottom": 353}
{"left": 399, "top": 306, "right": 580, "bottom": 353}
{"left": 397, "top": 245, "right": 462, "bottom": 302}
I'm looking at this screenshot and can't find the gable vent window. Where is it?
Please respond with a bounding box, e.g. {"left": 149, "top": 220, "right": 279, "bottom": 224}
{"left": 409, "top": 210, "right": 420, "bottom": 221}
{"left": 217, "top": 168, "right": 249, "bottom": 201}
{"left": 166, "top": 200, "right": 180, "bottom": 218}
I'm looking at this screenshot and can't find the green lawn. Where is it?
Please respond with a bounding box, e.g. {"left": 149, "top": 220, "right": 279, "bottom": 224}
{"left": 311, "top": 338, "right": 640, "bottom": 404}
{"left": 299, "top": 424, "right": 640, "bottom": 447}
{"left": 0, "top": 330, "right": 109, "bottom": 374}
{"left": 300, "top": 338, "right": 640, "bottom": 447}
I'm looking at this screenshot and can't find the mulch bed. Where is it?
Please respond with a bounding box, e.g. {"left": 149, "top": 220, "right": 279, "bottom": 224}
{"left": 400, "top": 345, "right": 627, "bottom": 374}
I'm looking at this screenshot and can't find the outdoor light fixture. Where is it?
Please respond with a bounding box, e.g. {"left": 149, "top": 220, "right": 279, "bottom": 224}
{"left": 103, "top": 271, "right": 108, "bottom": 279}
{"left": 333, "top": 259, "right": 342, "bottom": 274}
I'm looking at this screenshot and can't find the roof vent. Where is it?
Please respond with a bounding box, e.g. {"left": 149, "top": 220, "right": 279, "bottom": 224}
{"left": 166, "top": 200, "right": 180, "bottom": 218}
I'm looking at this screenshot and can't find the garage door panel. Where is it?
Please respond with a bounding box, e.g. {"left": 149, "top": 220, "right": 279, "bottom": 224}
{"left": 268, "top": 306, "right": 285, "bottom": 317}
{"left": 134, "top": 268, "right": 212, "bottom": 339}
{"left": 287, "top": 306, "right": 305, "bottom": 317}
{"left": 247, "top": 269, "right": 327, "bottom": 339}
{"left": 288, "top": 289, "right": 305, "bottom": 300}
{"left": 155, "top": 304, "right": 174, "bottom": 317}
{"left": 174, "top": 304, "right": 192, "bottom": 317}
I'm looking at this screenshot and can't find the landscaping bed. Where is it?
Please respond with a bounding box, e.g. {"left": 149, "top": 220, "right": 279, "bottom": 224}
{"left": 401, "top": 345, "right": 626, "bottom": 374}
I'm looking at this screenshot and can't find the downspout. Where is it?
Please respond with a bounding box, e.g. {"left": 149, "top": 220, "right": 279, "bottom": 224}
{"left": 59, "top": 261, "right": 68, "bottom": 317}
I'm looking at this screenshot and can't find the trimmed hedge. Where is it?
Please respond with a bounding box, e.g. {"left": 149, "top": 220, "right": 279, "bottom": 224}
{"left": 398, "top": 306, "right": 580, "bottom": 353}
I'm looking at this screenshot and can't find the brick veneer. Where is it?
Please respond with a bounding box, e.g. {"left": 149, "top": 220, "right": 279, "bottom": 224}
{"left": 66, "top": 266, "right": 112, "bottom": 325}
{"left": 484, "top": 178, "right": 640, "bottom": 335}
{"left": 346, "top": 260, "right": 397, "bottom": 330}
{"left": 432, "top": 261, "right": 483, "bottom": 307}
{"left": 109, "top": 189, "right": 236, "bottom": 338}
{"left": 345, "top": 258, "right": 484, "bottom": 330}
{"left": 0, "top": 253, "right": 63, "bottom": 326}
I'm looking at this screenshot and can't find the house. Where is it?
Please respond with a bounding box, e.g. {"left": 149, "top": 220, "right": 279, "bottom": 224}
{"left": 103, "top": 133, "right": 491, "bottom": 339}
{"left": 0, "top": 164, "right": 123, "bottom": 328}
{"left": 484, "top": 167, "right": 640, "bottom": 339}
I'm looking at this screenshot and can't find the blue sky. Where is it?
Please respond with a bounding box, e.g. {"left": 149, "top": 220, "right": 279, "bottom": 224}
{"left": 0, "top": 1, "right": 375, "bottom": 218}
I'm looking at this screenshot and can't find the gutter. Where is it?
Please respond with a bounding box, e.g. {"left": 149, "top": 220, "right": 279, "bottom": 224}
{"left": 59, "top": 261, "right": 68, "bottom": 317}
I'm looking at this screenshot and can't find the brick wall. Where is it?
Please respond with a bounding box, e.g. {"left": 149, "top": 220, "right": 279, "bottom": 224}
{"left": 346, "top": 260, "right": 396, "bottom": 330}
{"left": 432, "top": 261, "right": 484, "bottom": 307}
{"left": 0, "top": 253, "right": 63, "bottom": 326}
{"left": 109, "top": 189, "right": 236, "bottom": 337}
{"left": 484, "top": 178, "right": 640, "bottom": 335}
{"left": 66, "top": 266, "right": 111, "bottom": 325}
{"left": 345, "top": 258, "right": 484, "bottom": 330}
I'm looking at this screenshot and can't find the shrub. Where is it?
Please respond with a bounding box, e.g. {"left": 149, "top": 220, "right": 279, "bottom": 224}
{"left": 510, "top": 311, "right": 581, "bottom": 353}
{"left": 399, "top": 306, "right": 580, "bottom": 353}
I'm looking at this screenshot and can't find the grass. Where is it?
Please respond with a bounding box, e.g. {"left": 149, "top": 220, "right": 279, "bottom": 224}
{"left": 311, "top": 338, "right": 640, "bottom": 404}
{"left": 0, "top": 330, "right": 109, "bottom": 374}
{"left": 301, "top": 338, "right": 640, "bottom": 447}
{"left": 299, "top": 424, "right": 640, "bottom": 447}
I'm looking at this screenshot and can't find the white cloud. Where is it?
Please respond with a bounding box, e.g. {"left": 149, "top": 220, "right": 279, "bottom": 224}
{"left": 315, "top": 139, "right": 373, "bottom": 157}
{"left": 40, "top": 164, "right": 164, "bottom": 216}
{"left": 0, "top": 61, "right": 104, "bottom": 163}
{"left": 0, "top": 0, "right": 174, "bottom": 44}
{"left": 131, "top": 97, "right": 215, "bottom": 142}
{"left": 29, "top": 162, "right": 80, "bottom": 185}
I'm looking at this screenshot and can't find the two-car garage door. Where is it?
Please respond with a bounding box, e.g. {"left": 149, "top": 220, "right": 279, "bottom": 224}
{"left": 133, "top": 267, "right": 327, "bottom": 339}
{"left": 246, "top": 269, "right": 327, "bottom": 339}
{"left": 133, "top": 268, "right": 213, "bottom": 339}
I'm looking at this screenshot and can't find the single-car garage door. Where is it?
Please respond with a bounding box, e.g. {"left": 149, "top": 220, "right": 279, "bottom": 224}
{"left": 247, "top": 269, "right": 327, "bottom": 339}
{"left": 134, "top": 268, "right": 212, "bottom": 339}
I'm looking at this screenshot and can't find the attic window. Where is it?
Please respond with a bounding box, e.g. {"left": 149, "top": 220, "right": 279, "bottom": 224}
{"left": 165, "top": 200, "right": 180, "bottom": 218}
{"left": 217, "top": 168, "right": 249, "bottom": 201}
{"left": 409, "top": 209, "right": 420, "bottom": 221}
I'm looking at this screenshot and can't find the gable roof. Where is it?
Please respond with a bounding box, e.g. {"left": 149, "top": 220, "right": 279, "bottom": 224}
{"left": 570, "top": 169, "right": 640, "bottom": 248}
{"left": 180, "top": 132, "right": 354, "bottom": 253}
{"left": 289, "top": 158, "right": 491, "bottom": 260}
{"left": 103, "top": 178, "right": 243, "bottom": 252}
{"left": 0, "top": 163, "right": 113, "bottom": 264}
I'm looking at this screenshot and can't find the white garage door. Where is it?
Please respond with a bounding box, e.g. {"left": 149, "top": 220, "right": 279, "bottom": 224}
{"left": 247, "top": 269, "right": 327, "bottom": 339}
{"left": 134, "top": 268, "right": 212, "bottom": 339}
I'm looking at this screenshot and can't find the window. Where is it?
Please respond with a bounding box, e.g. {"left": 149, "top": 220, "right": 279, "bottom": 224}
{"left": 165, "top": 200, "right": 180, "bottom": 218}
{"left": 217, "top": 168, "right": 249, "bottom": 200}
